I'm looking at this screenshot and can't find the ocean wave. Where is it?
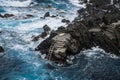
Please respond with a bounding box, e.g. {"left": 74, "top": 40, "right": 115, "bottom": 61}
{"left": 0, "top": 0, "right": 81, "bottom": 8}
{"left": 0, "top": 0, "right": 35, "bottom": 7}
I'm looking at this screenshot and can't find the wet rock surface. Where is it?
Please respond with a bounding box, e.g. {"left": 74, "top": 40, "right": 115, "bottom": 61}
{"left": 36, "top": 0, "right": 120, "bottom": 63}
{"left": 43, "top": 12, "right": 50, "bottom": 18}
{"left": 0, "top": 13, "right": 14, "bottom": 18}
{"left": 32, "top": 25, "right": 51, "bottom": 41}
{"left": 0, "top": 46, "right": 4, "bottom": 53}
{"left": 61, "top": 19, "right": 70, "bottom": 24}
{"left": 0, "top": 13, "right": 35, "bottom": 20}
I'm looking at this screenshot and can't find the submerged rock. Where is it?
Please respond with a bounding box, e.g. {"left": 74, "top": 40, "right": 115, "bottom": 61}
{"left": 0, "top": 13, "right": 14, "bottom": 18}
{"left": 51, "top": 15, "right": 57, "bottom": 18}
{"left": 23, "top": 14, "right": 34, "bottom": 19}
{"left": 43, "top": 25, "right": 51, "bottom": 32}
{"left": 0, "top": 46, "right": 4, "bottom": 53}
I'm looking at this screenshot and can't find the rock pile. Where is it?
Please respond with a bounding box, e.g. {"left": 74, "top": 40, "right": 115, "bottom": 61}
{"left": 35, "top": 0, "right": 120, "bottom": 63}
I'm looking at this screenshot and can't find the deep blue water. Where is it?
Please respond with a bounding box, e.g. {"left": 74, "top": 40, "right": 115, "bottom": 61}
{"left": 0, "top": 0, "right": 120, "bottom": 80}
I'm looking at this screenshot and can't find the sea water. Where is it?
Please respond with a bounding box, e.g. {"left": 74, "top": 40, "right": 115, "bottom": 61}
{"left": 0, "top": 0, "right": 120, "bottom": 80}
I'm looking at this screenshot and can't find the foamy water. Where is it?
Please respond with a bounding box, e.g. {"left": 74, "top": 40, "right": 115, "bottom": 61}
{"left": 0, "top": 0, "right": 33, "bottom": 7}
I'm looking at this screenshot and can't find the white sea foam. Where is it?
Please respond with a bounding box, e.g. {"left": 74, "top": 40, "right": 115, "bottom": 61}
{"left": 81, "top": 46, "right": 105, "bottom": 57}
{"left": 12, "top": 9, "right": 78, "bottom": 32}
{"left": 12, "top": 44, "right": 28, "bottom": 51}
{"left": 0, "top": 0, "right": 33, "bottom": 7}
{"left": 69, "top": 0, "right": 86, "bottom": 8}
{"left": 82, "top": 46, "right": 119, "bottom": 59}
{"left": 16, "top": 17, "right": 66, "bottom": 31}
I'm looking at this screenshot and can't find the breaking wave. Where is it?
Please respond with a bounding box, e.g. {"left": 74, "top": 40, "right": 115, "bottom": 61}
{"left": 0, "top": 0, "right": 82, "bottom": 7}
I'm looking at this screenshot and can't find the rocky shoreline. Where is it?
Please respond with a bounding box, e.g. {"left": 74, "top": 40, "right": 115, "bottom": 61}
{"left": 35, "top": 0, "right": 120, "bottom": 64}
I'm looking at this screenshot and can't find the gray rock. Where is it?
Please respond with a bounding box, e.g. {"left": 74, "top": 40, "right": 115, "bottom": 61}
{"left": 44, "top": 12, "right": 50, "bottom": 18}
{"left": 48, "top": 33, "right": 71, "bottom": 60}
{"left": 32, "top": 25, "right": 51, "bottom": 41}
{"left": 43, "top": 25, "right": 51, "bottom": 32}
{"left": 61, "top": 19, "right": 70, "bottom": 24}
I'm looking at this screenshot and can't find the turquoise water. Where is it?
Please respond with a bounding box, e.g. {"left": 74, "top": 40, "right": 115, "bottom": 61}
{"left": 0, "top": 7, "right": 5, "bottom": 13}
{"left": 0, "top": 0, "right": 120, "bottom": 80}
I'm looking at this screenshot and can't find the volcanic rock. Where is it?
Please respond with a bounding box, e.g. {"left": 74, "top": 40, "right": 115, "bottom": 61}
{"left": 44, "top": 12, "right": 50, "bottom": 18}
{"left": 35, "top": 0, "right": 120, "bottom": 63}
{"left": 0, "top": 13, "right": 14, "bottom": 18}
{"left": 32, "top": 25, "right": 51, "bottom": 41}
{"left": 61, "top": 19, "right": 70, "bottom": 24}
{"left": 0, "top": 46, "right": 4, "bottom": 53}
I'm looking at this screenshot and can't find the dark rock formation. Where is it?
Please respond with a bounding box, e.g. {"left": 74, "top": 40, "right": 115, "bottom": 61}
{"left": 0, "top": 46, "right": 4, "bottom": 53}
{"left": 61, "top": 19, "right": 70, "bottom": 24}
{"left": 32, "top": 25, "right": 51, "bottom": 41}
{"left": 51, "top": 15, "right": 57, "bottom": 18}
{"left": 35, "top": 0, "right": 120, "bottom": 63}
{"left": 0, "top": 13, "right": 14, "bottom": 18}
{"left": 44, "top": 12, "right": 50, "bottom": 18}
{"left": 43, "top": 25, "right": 51, "bottom": 32}
{"left": 23, "top": 14, "right": 34, "bottom": 19}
